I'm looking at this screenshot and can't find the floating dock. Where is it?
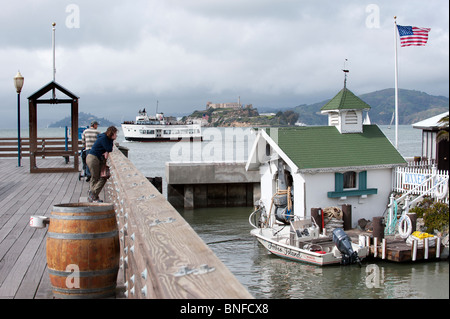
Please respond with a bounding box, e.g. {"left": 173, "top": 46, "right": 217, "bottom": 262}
{"left": 346, "top": 229, "right": 447, "bottom": 263}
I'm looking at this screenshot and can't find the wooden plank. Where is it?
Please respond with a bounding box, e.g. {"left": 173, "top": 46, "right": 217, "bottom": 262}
{"left": 19, "top": 172, "right": 79, "bottom": 299}
{"left": 0, "top": 169, "right": 64, "bottom": 289}
{"left": 0, "top": 157, "right": 88, "bottom": 298}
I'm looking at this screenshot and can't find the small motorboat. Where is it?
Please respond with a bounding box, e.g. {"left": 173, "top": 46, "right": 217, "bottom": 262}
{"left": 249, "top": 197, "right": 369, "bottom": 266}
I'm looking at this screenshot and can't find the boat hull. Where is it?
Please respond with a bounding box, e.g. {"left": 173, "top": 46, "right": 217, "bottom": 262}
{"left": 123, "top": 136, "right": 203, "bottom": 142}
{"left": 121, "top": 123, "right": 202, "bottom": 142}
{"left": 252, "top": 229, "right": 339, "bottom": 266}
{"left": 251, "top": 228, "right": 368, "bottom": 266}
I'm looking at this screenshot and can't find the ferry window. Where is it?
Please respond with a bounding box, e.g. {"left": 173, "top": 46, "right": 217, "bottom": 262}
{"left": 164, "top": 130, "right": 171, "bottom": 134}
{"left": 139, "top": 130, "right": 155, "bottom": 134}
{"left": 343, "top": 171, "right": 357, "bottom": 189}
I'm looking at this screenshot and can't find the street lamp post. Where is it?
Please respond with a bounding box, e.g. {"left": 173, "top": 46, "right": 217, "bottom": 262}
{"left": 14, "top": 71, "right": 24, "bottom": 167}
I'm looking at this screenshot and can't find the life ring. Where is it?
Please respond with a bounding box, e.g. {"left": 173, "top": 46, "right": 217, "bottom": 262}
{"left": 398, "top": 214, "right": 412, "bottom": 239}
{"left": 434, "top": 180, "right": 448, "bottom": 200}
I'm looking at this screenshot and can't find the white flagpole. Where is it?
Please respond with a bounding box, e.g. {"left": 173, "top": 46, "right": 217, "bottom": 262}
{"left": 52, "top": 22, "right": 56, "bottom": 82}
{"left": 394, "top": 16, "right": 399, "bottom": 149}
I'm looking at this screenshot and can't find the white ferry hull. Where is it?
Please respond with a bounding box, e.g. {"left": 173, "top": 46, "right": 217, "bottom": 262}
{"left": 121, "top": 123, "right": 202, "bottom": 142}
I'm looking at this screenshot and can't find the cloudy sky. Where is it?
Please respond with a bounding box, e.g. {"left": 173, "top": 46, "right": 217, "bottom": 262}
{"left": 1, "top": 0, "right": 448, "bottom": 128}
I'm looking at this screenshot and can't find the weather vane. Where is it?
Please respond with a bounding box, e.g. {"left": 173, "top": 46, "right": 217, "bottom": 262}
{"left": 342, "top": 59, "right": 349, "bottom": 88}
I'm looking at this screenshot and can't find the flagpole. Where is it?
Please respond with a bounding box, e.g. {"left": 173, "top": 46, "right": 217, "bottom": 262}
{"left": 52, "top": 22, "right": 56, "bottom": 82}
{"left": 394, "top": 16, "right": 399, "bottom": 149}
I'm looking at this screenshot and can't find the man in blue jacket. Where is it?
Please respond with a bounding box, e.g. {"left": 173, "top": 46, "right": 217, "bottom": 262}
{"left": 86, "top": 126, "right": 118, "bottom": 202}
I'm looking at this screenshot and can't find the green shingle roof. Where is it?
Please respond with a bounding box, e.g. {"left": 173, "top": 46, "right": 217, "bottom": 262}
{"left": 321, "top": 87, "right": 371, "bottom": 111}
{"left": 267, "top": 125, "right": 405, "bottom": 170}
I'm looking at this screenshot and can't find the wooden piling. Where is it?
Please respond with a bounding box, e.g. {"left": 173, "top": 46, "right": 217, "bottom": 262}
{"left": 372, "top": 216, "right": 384, "bottom": 240}
{"left": 341, "top": 204, "right": 351, "bottom": 230}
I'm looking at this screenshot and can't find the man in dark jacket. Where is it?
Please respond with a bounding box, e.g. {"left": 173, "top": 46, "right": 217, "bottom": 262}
{"left": 86, "top": 126, "right": 118, "bottom": 202}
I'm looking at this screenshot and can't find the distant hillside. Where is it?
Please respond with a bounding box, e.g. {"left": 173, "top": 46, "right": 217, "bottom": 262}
{"left": 293, "top": 88, "right": 449, "bottom": 125}
{"left": 49, "top": 112, "right": 117, "bottom": 128}
{"left": 185, "top": 106, "right": 299, "bottom": 127}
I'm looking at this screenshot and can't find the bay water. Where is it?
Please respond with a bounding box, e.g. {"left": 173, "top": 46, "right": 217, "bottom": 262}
{"left": 122, "top": 124, "right": 449, "bottom": 299}
{"left": 1, "top": 125, "right": 448, "bottom": 299}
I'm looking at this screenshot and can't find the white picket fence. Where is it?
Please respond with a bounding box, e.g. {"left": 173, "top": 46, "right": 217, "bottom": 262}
{"left": 385, "top": 164, "right": 448, "bottom": 235}
{"left": 393, "top": 164, "right": 449, "bottom": 204}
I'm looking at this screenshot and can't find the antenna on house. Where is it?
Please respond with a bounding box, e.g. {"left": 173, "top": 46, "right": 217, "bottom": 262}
{"left": 342, "top": 59, "right": 349, "bottom": 88}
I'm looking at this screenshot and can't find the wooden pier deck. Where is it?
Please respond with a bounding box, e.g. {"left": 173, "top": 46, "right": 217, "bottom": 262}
{"left": 0, "top": 157, "right": 93, "bottom": 299}
{"left": 0, "top": 152, "right": 252, "bottom": 299}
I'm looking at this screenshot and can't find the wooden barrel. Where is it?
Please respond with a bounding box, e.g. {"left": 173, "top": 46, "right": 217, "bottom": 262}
{"left": 46, "top": 203, "right": 120, "bottom": 299}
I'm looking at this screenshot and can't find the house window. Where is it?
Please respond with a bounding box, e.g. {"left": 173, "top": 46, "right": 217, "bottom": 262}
{"left": 343, "top": 171, "right": 357, "bottom": 189}
{"left": 327, "top": 171, "right": 377, "bottom": 198}
{"left": 266, "top": 142, "right": 271, "bottom": 156}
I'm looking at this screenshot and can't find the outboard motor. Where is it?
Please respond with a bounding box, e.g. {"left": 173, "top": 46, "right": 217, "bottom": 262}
{"left": 332, "top": 228, "right": 361, "bottom": 266}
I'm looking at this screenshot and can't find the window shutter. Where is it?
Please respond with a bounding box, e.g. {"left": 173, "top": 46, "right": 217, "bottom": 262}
{"left": 335, "top": 173, "right": 344, "bottom": 192}
{"left": 359, "top": 171, "right": 367, "bottom": 190}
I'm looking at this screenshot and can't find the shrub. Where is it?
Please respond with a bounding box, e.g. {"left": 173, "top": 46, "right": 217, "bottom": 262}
{"left": 423, "top": 201, "right": 449, "bottom": 233}
{"left": 409, "top": 197, "right": 434, "bottom": 218}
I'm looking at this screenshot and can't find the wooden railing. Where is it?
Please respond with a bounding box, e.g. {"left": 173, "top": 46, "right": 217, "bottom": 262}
{"left": 105, "top": 147, "right": 252, "bottom": 299}
{"left": 0, "top": 137, "right": 83, "bottom": 158}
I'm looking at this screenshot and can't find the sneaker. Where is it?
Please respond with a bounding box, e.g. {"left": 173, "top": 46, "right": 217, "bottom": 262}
{"left": 93, "top": 194, "right": 103, "bottom": 202}
{"left": 87, "top": 190, "right": 94, "bottom": 203}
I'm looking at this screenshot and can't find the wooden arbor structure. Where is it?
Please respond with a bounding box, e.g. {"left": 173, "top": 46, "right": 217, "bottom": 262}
{"left": 28, "top": 81, "right": 79, "bottom": 173}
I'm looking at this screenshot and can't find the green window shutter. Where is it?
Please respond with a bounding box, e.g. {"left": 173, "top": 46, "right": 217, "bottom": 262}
{"left": 359, "top": 171, "right": 367, "bottom": 190}
{"left": 335, "top": 173, "right": 344, "bottom": 192}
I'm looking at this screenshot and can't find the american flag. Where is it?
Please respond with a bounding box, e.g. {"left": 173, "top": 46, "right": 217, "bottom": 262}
{"left": 397, "top": 25, "right": 431, "bottom": 47}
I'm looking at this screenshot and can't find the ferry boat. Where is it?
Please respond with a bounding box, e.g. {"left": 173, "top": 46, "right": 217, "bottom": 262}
{"left": 121, "top": 109, "right": 202, "bottom": 142}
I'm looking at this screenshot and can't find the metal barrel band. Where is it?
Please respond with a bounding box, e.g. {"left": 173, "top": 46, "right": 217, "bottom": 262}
{"left": 48, "top": 267, "right": 119, "bottom": 277}
{"left": 51, "top": 285, "right": 117, "bottom": 299}
{"left": 52, "top": 203, "right": 114, "bottom": 214}
{"left": 47, "top": 230, "right": 118, "bottom": 240}
{"left": 50, "top": 213, "right": 116, "bottom": 220}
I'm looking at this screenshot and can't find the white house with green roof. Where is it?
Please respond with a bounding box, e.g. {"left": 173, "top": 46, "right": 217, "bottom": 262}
{"left": 246, "top": 87, "right": 406, "bottom": 227}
